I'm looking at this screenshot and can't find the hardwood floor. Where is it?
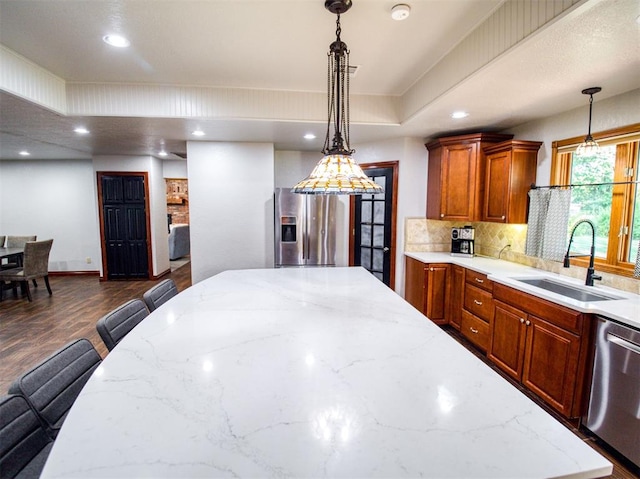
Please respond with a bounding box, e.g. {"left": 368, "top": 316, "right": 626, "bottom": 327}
{"left": 0, "top": 264, "right": 191, "bottom": 392}
{"left": 0, "top": 265, "right": 637, "bottom": 478}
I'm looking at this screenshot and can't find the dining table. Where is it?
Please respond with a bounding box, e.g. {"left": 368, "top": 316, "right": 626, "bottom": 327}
{"left": 41, "top": 266, "right": 612, "bottom": 478}
{"left": 0, "top": 246, "right": 24, "bottom": 264}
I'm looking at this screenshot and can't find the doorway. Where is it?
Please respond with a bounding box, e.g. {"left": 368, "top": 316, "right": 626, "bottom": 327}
{"left": 350, "top": 162, "right": 398, "bottom": 289}
{"left": 97, "top": 173, "right": 151, "bottom": 280}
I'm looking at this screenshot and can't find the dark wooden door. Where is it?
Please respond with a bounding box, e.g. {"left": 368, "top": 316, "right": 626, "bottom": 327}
{"left": 351, "top": 164, "right": 397, "bottom": 287}
{"left": 101, "top": 175, "right": 149, "bottom": 279}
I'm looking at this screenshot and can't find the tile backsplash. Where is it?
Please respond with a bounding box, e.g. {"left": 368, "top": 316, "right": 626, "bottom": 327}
{"left": 405, "top": 218, "right": 640, "bottom": 295}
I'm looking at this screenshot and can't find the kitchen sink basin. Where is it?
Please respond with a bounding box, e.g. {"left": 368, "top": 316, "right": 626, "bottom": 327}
{"left": 516, "top": 278, "right": 624, "bottom": 302}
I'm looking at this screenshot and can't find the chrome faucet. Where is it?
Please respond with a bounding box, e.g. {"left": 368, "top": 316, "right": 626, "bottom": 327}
{"left": 563, "top": 219, "right": 602, "bottom": 286}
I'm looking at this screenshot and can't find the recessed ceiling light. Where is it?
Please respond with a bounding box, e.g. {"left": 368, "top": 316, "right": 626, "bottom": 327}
{"left": 19, "top": 151, "right": 30, "bottom": 156}
{"left": 304, "top": 133, "right": 316, "bottom": 140}
{"left": 74, "top": 127, "right": 90, "bottom": 134}
{"left": 159, "top": 150, "right": 168, "bottom": 157}
{"left": 192, "top": 130, "right": 205, "bottom": 136}
{"left": 451, "top": 111, "right": 469, "bottom": 119}
{"left": 391, "top": 4, "right": 411, "bottom": 21}
{"left": 103, "top": 34, "right": 130, "bottom": 48}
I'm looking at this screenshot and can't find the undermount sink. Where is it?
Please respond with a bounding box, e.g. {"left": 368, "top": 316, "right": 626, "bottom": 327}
{"left": 516, "top": 278, "right": 624, "bottom": 302}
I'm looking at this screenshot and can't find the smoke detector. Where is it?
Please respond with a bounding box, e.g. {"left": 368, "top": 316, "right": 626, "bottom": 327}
{"left": 391, "top": 4, "right": 410, "bottom": 21}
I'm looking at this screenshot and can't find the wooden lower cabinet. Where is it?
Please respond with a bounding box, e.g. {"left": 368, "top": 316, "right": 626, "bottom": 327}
{"left": 404, "top": 257, "right": 450, "bottom": 324}
{"left": 449, "top": 265, "right": 464, "bottom": 330}
{"left": 523, "top": 315, "right": 582, "bottom": 417}
{"left": 491, "top": 284, "right": 592, "bottom": 418}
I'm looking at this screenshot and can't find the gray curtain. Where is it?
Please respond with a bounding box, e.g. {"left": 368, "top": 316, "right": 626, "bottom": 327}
{"left": 634, "top": 241, "right": 640, "bottom": 278}
{"left": 525, "top": 189, "right": 572, "bottom": 261}
{"left": 525, "top": 189, "right": 550, "bottom": 257}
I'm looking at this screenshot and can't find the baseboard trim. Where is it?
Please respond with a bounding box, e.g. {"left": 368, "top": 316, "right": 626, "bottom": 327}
{"left": 49, "top": 271, "right": 100, "bottom": 277}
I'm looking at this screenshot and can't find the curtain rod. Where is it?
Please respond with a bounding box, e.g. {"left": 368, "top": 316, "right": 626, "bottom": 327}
{"left": 530, "top": 181, "right": 639, "bottom": 190}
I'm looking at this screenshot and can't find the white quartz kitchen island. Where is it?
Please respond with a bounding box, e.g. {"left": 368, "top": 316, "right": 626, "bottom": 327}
{"left": 42, "top": 267, "right": 611, "bottom": 478}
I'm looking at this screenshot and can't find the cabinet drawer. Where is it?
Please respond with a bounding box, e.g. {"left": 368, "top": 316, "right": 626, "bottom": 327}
{"left": 461, "top": 310, "right": 490, "bottom": 352}
{"left": 464, "top": 283, "right": 494, "bottom": 322}
{"left": 465, "top": 271, "right": 493, "bottom": 292}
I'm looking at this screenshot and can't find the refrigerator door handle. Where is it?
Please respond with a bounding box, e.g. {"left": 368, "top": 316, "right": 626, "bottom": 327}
{"left": 302, "top": 197, "right": 308, "bottom": 261}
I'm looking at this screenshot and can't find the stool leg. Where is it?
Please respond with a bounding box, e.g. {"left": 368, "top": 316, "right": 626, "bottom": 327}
{"left": 44, "top": 276, "right": 52, "bottom": 295}
{"left": 23, "top": 281, "right": 32, "bottom": 302}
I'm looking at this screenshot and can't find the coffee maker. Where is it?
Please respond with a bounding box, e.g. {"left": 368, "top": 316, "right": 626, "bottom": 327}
{"left": 451, "top": 226, "right": 475, "bottom": 257}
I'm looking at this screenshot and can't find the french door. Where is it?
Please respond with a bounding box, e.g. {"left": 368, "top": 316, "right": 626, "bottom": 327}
{"left": 350, "top": 162, "right": 398, "bottom": 289}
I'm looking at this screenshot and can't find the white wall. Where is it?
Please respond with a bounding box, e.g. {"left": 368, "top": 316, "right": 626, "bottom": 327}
{"left": 187, "top": 141, "right": 275, "bottom": 283}
{"left": 355, "top": 137, "right": 428, "bottom": 296}
{"left": 163, "top": 160, "right": 188, "bottom": 179}
{"left": 0, "top": 159, "right": 101, "bottom": 272}
{"left": 93, "top": 155, "right": 170, "bottom": 277}
{"left": 508, "top": 88, "right": 640, "bottom": 185}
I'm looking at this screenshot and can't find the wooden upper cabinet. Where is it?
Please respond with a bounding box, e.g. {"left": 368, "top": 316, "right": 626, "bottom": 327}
{"left": 483, "top": 140, "right": 542, "bottom": 223}
{"left": 426, "top": 133, "right": 513, "bottom": 221}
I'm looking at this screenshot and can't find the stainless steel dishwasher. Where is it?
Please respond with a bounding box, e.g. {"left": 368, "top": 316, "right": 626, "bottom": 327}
{"left": 585, "top": 316, "right": 640, "bottom": 468}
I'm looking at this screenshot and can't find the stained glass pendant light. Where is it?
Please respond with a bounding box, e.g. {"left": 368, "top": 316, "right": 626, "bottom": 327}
{"left": 292, "top": 0, "right": 383, "bottom": 195}
{"left": 576, "top": 87, "right": 601, "bottom": 156}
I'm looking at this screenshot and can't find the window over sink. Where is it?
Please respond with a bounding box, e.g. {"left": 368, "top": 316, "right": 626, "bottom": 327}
{"left": 551, "top": 124, "right": 639, "bottom": 277}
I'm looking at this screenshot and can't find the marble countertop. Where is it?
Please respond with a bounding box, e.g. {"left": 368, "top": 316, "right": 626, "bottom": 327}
{"left": 42, "top": 267, "right": 611, "bottom": 478}
{"left": 405, "top": 252, "right": 640, "bottom": 330}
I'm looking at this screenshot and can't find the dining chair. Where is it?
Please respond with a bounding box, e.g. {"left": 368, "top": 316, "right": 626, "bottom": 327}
{"left": 142, "top": 278, "right": 178, "bottom": 312}
{"left": 0, "top": 239, "right": 53, "bottom": 302}
{"left": 0, "top": 394, "right": 54, "bottom": 479}
{"left": 2, "top": 235, "right": 37, "bottom": 270}
{"left": 8, "top": 338, "right": 102, "bottom": 437}
{"left": 97, "top": 299, "right": 149, "bottom": 351}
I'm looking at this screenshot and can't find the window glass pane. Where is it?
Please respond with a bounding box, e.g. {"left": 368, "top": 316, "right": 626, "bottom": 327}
{"left": 373, "top": 225, "right": 384, "bottom": 247}
{"left": 361, "top": 225, "right": 372, "bottom": 247}
{"left": 373, "top": 272, "right": 383, "bottom": 282}
{"left": 372, "top": 249, "right": 384, "bottom": 271}
{"left": 373, "top": 201, "right": 385, "bottom": 224}
{"left": 361, "top": 200, "right": 372, "bottom": 223}
{"left": 629, "top": 179, "right": 640, "bottom": 263}
{"left": 569, "top": 146, "right": 615, "bottom": 258}
{"left": 374, "top": 176, "right": 386, "bottom": 199}
{"left": 360, "top": 248, "right": 371, "bottom": 269}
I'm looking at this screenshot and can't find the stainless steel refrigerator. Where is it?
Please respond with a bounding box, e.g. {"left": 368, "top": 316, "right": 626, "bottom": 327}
{"left": 274, "top": 188, "right": 336, "bottom": 267}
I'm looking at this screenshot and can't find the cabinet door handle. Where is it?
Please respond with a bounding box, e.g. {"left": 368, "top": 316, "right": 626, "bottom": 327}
{"left": 440, "top": 213, "right": 445, "bottom": 218}
{"left": 519, "top": 318, "right": 525, "bottom": 323}
{"left": 429, "top": 267, "right": 434, "bottom": 271}
{"left": 474, "top": 299, "right": 483, "bottom": 306}
{"left": 501, "top": 215, "right": 506, "bottom": 220}
{"left": 525, "top": 320, "right": 531, "bottom": 326}
{"left": 470, "top": 327, "right": 479, "bottom": 334}
{"left": 474, "top": 278, "right": 484, "bottom": 283}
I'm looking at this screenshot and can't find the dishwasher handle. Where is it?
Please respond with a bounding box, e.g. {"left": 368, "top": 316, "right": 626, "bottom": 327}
{"left": 608, "top": 333, "right": 640, "bottom": 355}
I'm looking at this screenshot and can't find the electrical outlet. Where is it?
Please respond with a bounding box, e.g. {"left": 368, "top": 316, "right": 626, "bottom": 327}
{"left": 86, "top": 257, "right": 92, "bottom": 264}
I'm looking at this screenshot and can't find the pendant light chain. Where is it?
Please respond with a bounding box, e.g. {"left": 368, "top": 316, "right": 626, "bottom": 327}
{"left": 324, "top": 51, "right": 333, "bottom": 154}
{"left": 344, "top": 49, "right": 350, "bottom": 151}
{"left": 291, "top": 0, "right": 383, "bottom": 195}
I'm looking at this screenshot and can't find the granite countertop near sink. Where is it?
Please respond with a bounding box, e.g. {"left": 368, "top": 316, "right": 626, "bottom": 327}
{"left": 405, "top": 252, "right": 640, "bottom": 330}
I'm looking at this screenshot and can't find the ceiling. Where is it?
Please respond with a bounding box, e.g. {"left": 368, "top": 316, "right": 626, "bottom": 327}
{"left": 0, "top": 0, "right": 639, "bottom": 161}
